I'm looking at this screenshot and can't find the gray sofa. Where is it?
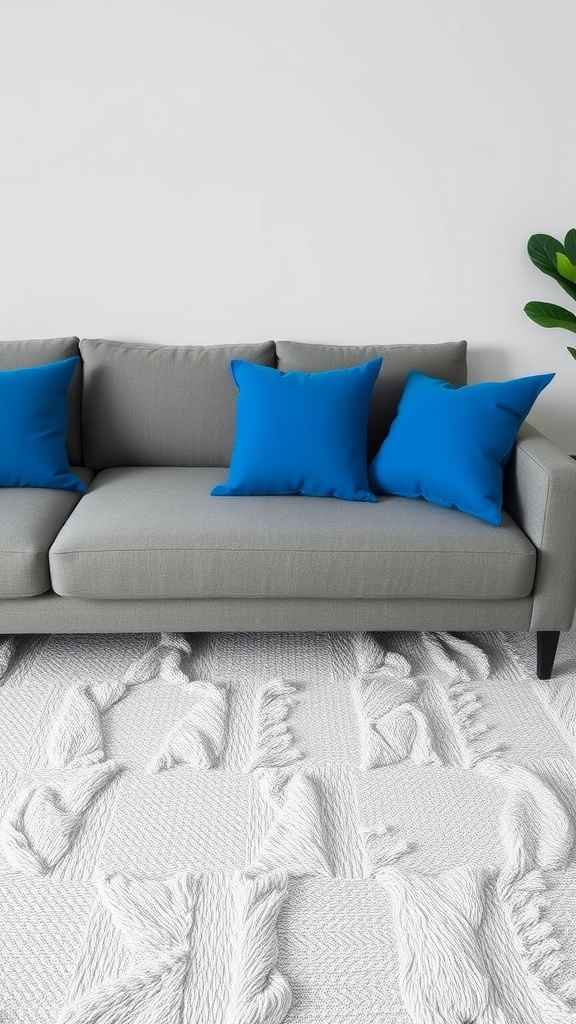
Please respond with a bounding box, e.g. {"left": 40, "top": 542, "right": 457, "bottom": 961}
{"left": 2, "top": 335, "right": 576, "bottom": 679}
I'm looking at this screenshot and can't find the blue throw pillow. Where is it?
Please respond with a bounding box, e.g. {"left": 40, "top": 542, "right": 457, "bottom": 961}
{"left": 212, "top": 357, "right": 383, "bottom": 502}
{"left": 0, "top": 356, "right": 86, "bottom": 493}
{"left": 368, "top": 371, "right": 554, "bottom": 524}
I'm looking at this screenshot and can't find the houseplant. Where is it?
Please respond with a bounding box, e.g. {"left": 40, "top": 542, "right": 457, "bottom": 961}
{"left": 524, "top": 229, "right": 576, "bottom": 360}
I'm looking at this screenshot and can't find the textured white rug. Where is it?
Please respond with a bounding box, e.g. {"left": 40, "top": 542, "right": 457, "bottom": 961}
{"left": 1, "top": 628, "right": 576, "bottom": 1023}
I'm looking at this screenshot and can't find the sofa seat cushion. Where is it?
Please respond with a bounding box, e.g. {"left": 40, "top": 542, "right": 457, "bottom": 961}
{"left": 48, "top": 468, "right": 537, "bottom": 601}
{"left": 0, "top": 468, "right": 93, "bottom": 597}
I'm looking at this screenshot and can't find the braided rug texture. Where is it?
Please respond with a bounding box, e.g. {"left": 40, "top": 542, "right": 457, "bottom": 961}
{"left": 0, "top": 628, "right": 575, "bottom": 1023}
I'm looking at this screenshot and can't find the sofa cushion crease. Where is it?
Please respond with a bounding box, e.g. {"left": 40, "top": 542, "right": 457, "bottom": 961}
{"left": 0, "top": 467, "right": 93, "bottom": 598}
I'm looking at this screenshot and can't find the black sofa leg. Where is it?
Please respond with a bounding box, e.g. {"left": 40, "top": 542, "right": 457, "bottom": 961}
{"left": 536, "top": 631, "right": 560, "bottom": 680}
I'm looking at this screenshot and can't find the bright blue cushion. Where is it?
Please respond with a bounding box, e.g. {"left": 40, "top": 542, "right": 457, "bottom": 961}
{"left": 0, "top": 357, "right": 86, "bottom": 493}
{"left": 212, "top": 357, "right": 383, "bottom": 502}
{"left": 368, "top": 371, "right": 554, "bottom": 524}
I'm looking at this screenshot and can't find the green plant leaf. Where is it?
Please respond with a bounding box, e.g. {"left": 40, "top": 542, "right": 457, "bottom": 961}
{"left": 564, "top": 229, "right": 576, "bottom": 265}
{"left": 556, "top": 252, "right": 576, "bottom": 284}
{"left": 527, "top": 233, "right": 565, "bottom": 273}
{"left": 525, "top": 301, "right": 576, "bottom": 332}
{"left": 527, "top": 233, "right": 576, "bottom": 302}
{"left": 568, "top": 346, "right": 576, "bottom": 360}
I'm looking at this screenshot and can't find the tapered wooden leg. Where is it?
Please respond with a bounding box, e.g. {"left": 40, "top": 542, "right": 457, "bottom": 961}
{"left": 536, "top": 631, "right": 560, "bottom": 680}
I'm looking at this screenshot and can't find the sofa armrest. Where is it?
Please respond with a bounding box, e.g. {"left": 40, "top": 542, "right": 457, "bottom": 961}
{"left": 504, "top": 422, "right": 576, "bottom": 629}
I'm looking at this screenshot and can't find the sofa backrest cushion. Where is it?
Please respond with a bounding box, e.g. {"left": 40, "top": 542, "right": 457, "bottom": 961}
{"left": 275, "top": 340, "right": 468, "bottom": 457}
{"left": 0, "top": 337, "right": 82, "bottom": 465}
{"left": 80, "top": 338, "right": 276, "bottom": 469}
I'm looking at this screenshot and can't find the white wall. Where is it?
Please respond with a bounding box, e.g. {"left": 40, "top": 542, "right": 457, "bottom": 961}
{"left": 1, "top": 0, "right": 575, "bottom": 449}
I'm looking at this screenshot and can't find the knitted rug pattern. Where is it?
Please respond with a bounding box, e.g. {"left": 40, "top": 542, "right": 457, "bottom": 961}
{"left": 0, "top": 629, "right": 575, "bottom": 1023}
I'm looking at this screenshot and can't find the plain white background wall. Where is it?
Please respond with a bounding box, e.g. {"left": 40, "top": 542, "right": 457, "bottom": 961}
{"left": 1, "top": 0, "right": 575, "bottom": 448}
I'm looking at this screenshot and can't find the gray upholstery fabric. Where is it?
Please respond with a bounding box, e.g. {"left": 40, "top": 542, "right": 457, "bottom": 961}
{"left": 504, "top": 422, "right": 576, "bottom": 629}
{"left": 0, "top": 468, "right": 93, "bottom": 598}
{"left": 0, "top": 337, "right": 82, "bottom": 464}
{"left": 275, "top": 340, "right": 467, "bottom": 457}
{"left": 49, "top": 467, "right": 536, "bottom": 602}
{"left": 0, "top": 594, "right": 533, "bottom": 633}
{"left": 80, "top": 338, "right": 276, "bottom": 469}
